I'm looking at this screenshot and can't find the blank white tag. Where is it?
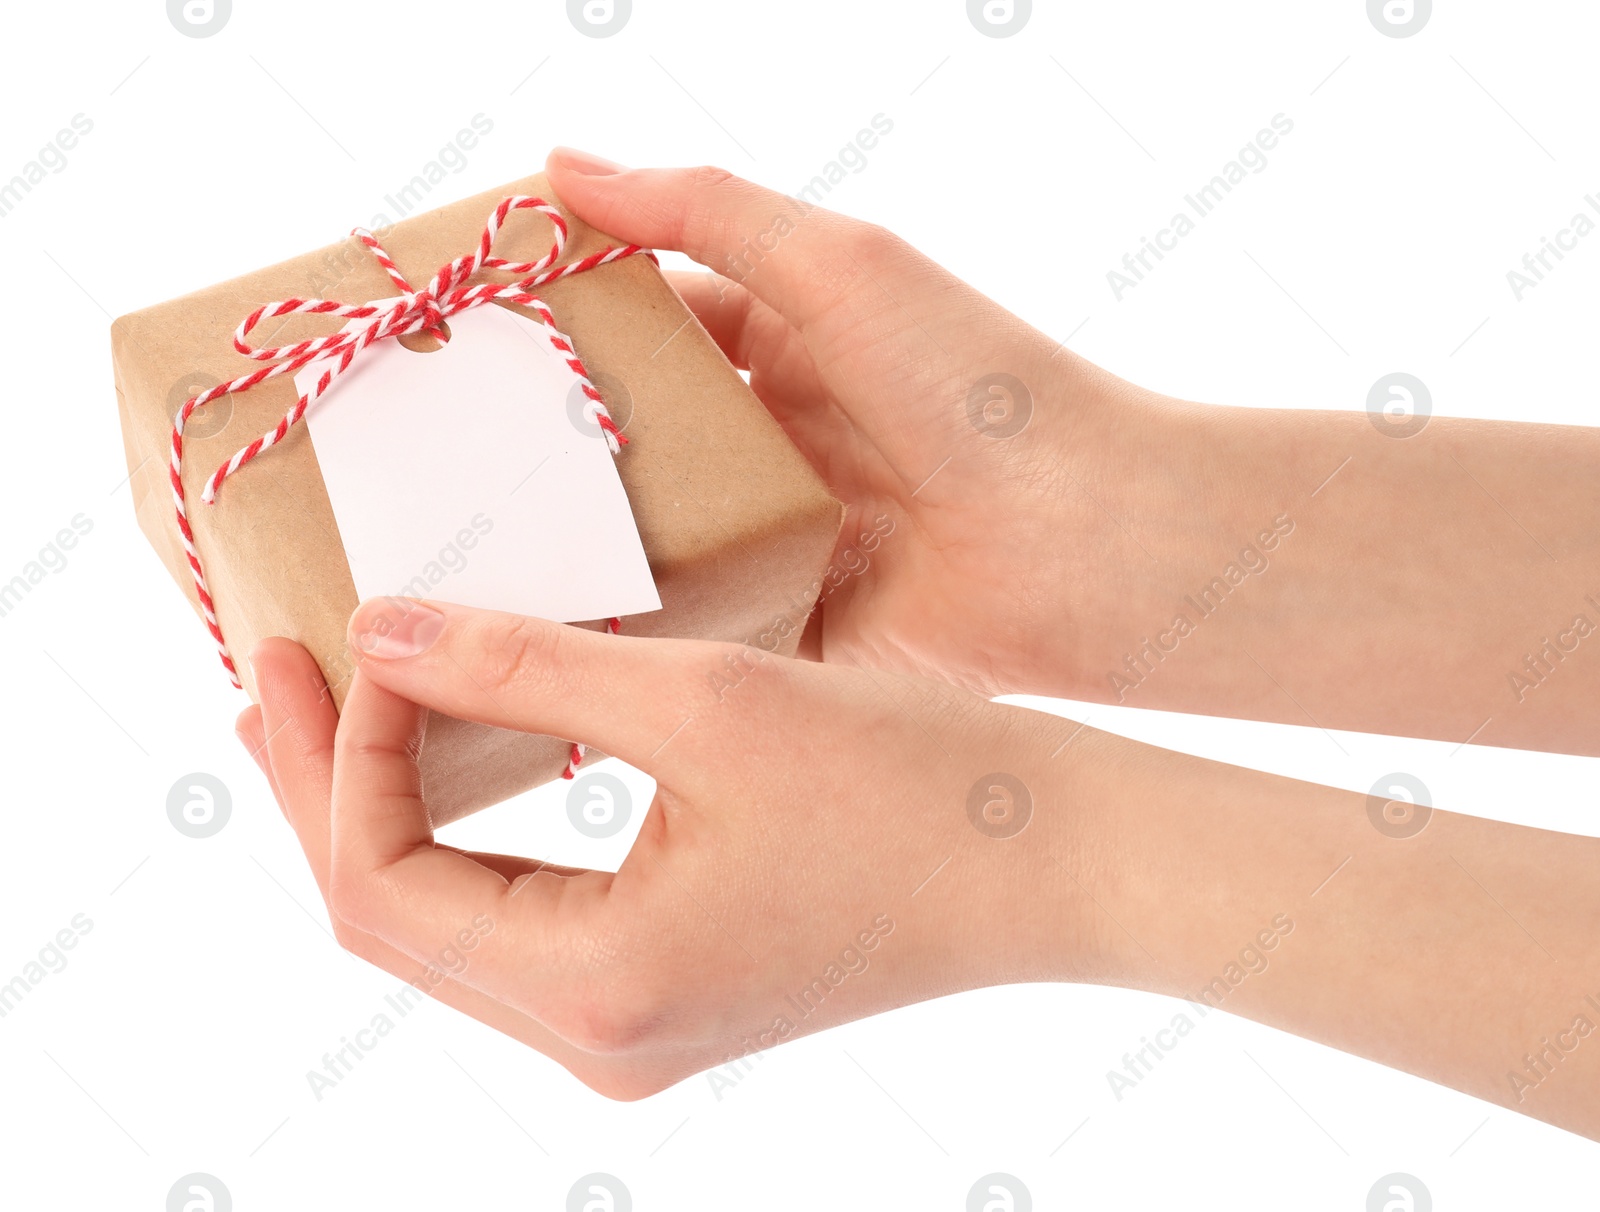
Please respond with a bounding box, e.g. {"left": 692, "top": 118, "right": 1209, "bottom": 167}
{"left": 295, "top": 301, "right": 660, "bottom": 622}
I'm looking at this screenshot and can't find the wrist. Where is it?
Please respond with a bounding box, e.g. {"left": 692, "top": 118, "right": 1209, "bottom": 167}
{"left": 1034, "top": 386, "right": 1307, "bottom": 708}
{"left": 999, "top": 368, "right": 1178, "bottom": 699}
{"left": 989, "top": 710, "right": 1311, "bottom": 1001}
{"left": 939, "top": 702, "right": 1146, "bottom": 991}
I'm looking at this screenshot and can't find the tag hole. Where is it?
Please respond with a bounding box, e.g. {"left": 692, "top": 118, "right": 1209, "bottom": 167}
{"left": 397, "top": 320, "right": 452, "bottom": 353}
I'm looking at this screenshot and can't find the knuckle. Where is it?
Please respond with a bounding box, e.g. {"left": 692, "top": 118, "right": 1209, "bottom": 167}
{"left": 326, "top": 863, "right": 375, "bottom": 935}
{"left": 547, "top": 925, "right": 673, "bottom": 1056}
{"left": 555, "top": 991, "right": 664, "bottom": 1056}
{"left": 466, "top": 614, "right": 566, "bottom": 698}
{"left": 686, "top": 163, "right": 738, "bottom": 192}
{"left": 346, "top": 732, "right": 425, "bottom": 770}
{"left": 838, "top": 218, "right": 901, "bottom": 264}
{"left": 329, "top": 919, "right": 366, "bottom": 956}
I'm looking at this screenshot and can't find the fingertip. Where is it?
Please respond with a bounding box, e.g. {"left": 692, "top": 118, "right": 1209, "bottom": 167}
{"left": 547, "top": 146, "right": 630, "bottom": 177}
{"left": 235, "top": 703, "right": 286, "bottom": 808}
{"left": 248, "top": 638, "right": 340, "bottom": 767}
{"left": 545, "top": 151, "right": 658, "bottom": 252}
{"left": 248, "top": 636, "right": 286, "bottom": 665}
{"left": 235, "top": 703, "right": 263, "bottom": 741}
{"left": 348, "top": 597, "right": 446, "bottom": 662}
{"left": 235, "top": 709, "right": 267, "bottom": 772}
{"left": 250, "top": 635, "right": 304, "bottom": 680}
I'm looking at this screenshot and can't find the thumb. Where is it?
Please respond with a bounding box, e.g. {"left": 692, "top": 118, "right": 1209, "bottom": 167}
{"left": 545, "top": 147, "right": 897, "bottom": 332}
{"left": 346, "top": 598, "right": 713, "bottom": 775}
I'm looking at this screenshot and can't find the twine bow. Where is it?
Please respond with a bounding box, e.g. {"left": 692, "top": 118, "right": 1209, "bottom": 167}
{"left": 168, "top": 196, "right": 651, "bottom": 777}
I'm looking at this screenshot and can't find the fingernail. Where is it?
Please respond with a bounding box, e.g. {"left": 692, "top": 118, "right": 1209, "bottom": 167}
{"left": 350, "top": 598, "right": 446, "bottom": 660}
{"left": 550, "top": 146, "right": 629, "bottom": 176}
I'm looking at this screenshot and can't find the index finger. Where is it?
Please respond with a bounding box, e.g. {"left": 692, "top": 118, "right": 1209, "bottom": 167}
{"left": 328, "top": 668, "right": 614, "bottom": 1018}
{"left": 545, "top": 150, "right": 889, "bottom": 332}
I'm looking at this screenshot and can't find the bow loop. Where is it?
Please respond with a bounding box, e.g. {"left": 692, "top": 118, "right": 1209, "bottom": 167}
{"left": 167, "top": 195, "right": 654, "bottom": 688}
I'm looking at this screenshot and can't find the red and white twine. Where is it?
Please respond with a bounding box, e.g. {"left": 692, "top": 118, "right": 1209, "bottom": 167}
{"left": 169, "top": 195, "right": 654, "bottom": 778}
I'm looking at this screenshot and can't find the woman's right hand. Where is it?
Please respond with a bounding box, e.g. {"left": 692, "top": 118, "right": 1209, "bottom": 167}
{"left": 237, "top": 600, "right": 1113, "bottom": 1100}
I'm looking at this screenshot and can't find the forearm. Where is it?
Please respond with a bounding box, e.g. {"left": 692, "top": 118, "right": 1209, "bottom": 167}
{"left": 1046, "top": 383, "right": 1600, "bottom": 755}
{"left": 1055, "top": 721, "right": 1600, "bottom": 1138}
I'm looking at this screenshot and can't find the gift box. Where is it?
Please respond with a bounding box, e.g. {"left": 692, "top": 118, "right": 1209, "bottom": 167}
{"left": 111, "top": 172, "right": 843, "bottom": 821}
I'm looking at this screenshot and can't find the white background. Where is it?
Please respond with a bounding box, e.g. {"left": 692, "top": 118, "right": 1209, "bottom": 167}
{"left": 0, "top": 0, "right": 1596, "bottom": 1207}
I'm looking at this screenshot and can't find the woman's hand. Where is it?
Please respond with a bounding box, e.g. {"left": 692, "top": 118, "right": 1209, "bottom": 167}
{"left": 241, "top": 596, "right": 1600, "bottom": 1136}
{"left": 546, "top": 150, "right": 1600, "bottom": 755}
{"left": 236, "top": 598, "right": 1111, "bottom": 1098}
{"left": 546, "top": 147, "right": 1148, "bottom": 698}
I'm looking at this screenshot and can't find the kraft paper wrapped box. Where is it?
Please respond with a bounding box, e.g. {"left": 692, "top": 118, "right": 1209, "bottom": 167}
{"left": 112, "top": 172, "right": 844, "bottom": 822}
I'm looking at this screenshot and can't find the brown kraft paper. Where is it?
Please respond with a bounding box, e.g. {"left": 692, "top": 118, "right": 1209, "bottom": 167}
{"left": 111, "top": 171, "right": 844, "bottom": 822}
